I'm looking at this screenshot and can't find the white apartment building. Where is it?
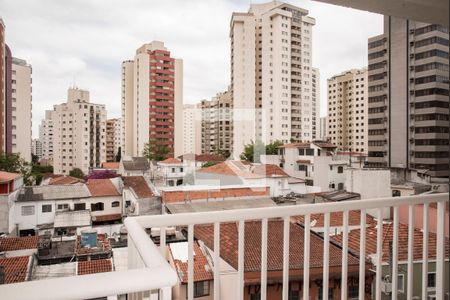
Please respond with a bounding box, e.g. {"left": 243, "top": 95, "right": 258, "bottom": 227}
{"left": 39, "top": 110, "right": 56, "bottom": 162}
{"left": 31, "top": 139, "right": 42, "bottom": 160}
{"left": 121, "top": 41, "right": 183, "bottom": 158}
{"left": 106, "top": 118, "right": 122, "bottom": 162}
{"left": 52, "top": 88, "right": 106, "bottom": 175}
{"left": 327, "top": 68, "right": 368, "bottom": 153}
{"left": 182, "top": 104, "right": 201, "bottom": 155}
{"left": 11, "top": 57, "right": 32, "bottom": 162}
{"left": 318, "top": 116, "right": 327, "bottom": 140}
{"left": 231, "top": 1, "right": 318, "bottom": 158}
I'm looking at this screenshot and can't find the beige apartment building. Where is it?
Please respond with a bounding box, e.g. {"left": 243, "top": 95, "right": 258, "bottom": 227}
{"left": 106, "top": 118, "right": 121, "bottom": 162}
{"left": 11, "top": 57, "right": 32, "bottom": 162}
{"left": 230, "top": 1, "right": 318, "bottom": 158}
{"left": 52, "top": 88, "right": 106, "bottom": 175}
{"left": 39, "top": 110, "right": 56, "bottom": 162}
{"left": 327, "top": 68, "right": 368, "bottom": 153}
{"left": 182, "top": 104, "right": 201, "bottom": 155}
{"left": 201, "top": 90, "right": 233, "bottom": 155}
{"left": 121, "top": 41, "right": 183, "bottom": 158}
{"left": 367, "top": 17, "right": 449, "bottom": 178}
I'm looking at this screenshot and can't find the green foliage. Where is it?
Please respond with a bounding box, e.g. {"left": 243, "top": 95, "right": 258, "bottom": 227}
{"left": 143, "top": 139, "right": 169, "bottom": 161}
{"left": 31, "top": 165, "right": 53, "bottom": 174}
{"left": 31, "top": 154, "right": 39, "bottom": 164}
{"left": 240, "top": 140, "right": 265, "bottom": 163}
{"left": 202, "top": 161, "right": 218, "bottom": 168}
{"left": 265, "top": 140, "right": 284, "bottom": 155}
{"left": 69, "top": 168, "right": 85, "bottom": 179}
{"left": 0, "top": 153, "right": 27, "bottom": 173}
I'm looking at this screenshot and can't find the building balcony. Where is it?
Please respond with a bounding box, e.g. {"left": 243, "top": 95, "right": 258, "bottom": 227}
{"left": 0, "top": 194, "right": 447, "bottom": 300}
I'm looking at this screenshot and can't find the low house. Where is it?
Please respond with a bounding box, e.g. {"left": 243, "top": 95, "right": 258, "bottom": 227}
{"left": 178, "top": 153, "right": 226, "bottom": 170}
{"left": 0, "top": 172, "right": 23, "bottom": 234}
{"left": 118, "top": 157, "right": 150, "bottom": 176}
{"left": 333, "top": 223, "right": 450, "bottom": 299}
{"left": 168, "top": 241, "right": 214, "bottom": 300}
{"left": 122, "top": 176, "right": 160, "bottom": 216}
{"left": 157, "top": 158, "right": 185, "bottom": 186}
{"left": 195, "top": 220, "right": 374, "bottom": 300}
{"left": 86, "top": 178, "right": 123, "bottom": 224}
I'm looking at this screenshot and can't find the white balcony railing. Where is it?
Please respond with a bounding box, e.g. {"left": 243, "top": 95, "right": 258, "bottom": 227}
{"left": 0, "top": 193, "right": 448, "bottom": 300}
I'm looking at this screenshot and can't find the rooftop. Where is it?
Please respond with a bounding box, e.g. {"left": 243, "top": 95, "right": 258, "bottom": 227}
{"left": 0, "top": 256, "right": 30, "bottom": 283}
{"left": 77, "top": 259, "right": 113, "bottom": 275}
{"left": 166, "top": 198, "right": 276, "bottom": 214}
{"left": 0, "top": 236, "right": 38, "bottom": 252}
{"left": 179, "top": 153, "right": 226, "bottom": 162}
{"left": 48, "top": 176, "right": 83, "bottom": 186}
{"left": 122, "top": 157, "right": 150, "bottom": 171}
{"left": 17, "top": 185, "right": 91, "bottom": 202}
{"left": 293, "top": 210, "right": 376, "bottom": 228}
{"left": 158, "top": 158, "right": 182, "bottom": 165}
{"left": 197, "top": 161, "right": 288, "bottom": 179}
{"left": 86, "top": 179, "right": 120, "bottom": 197}
{"left": 122, "top": 176, "right": 154, "bottom": 198}
{"left": 0, "top": 171, "right": 21, "bottom": 183}
{"left": 169, "top": 241, "right": 213, "bottom": 283}
{"left": 101, "top": 162, "right": 120, "bottom": 170}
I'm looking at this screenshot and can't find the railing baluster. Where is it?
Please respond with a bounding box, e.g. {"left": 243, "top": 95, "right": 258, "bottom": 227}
{"left": 261, "top": 218, "right": 268, "bottom": 300}
{"left": 323, "top": 213, "right": 330, "bottom": 300}
{"left": 359, "top": 209, "right": 366, "bottom": 300}
{"left": 392, "top": 206, "right": 399, "bottom": 300}
{"left": 422, "top": 203, "right": 429, "bottom": 300}
{"left": 407, "top": 205, "right": 414, "bottom": 300}
{"left": 282, "top": 216, "right": 290, "bottom": 300}
{"left": 214, "top": 222, "right": 220, "bottom": 300}
{"left": 237, "top": 220, "right": 245, "bottom": 300}
{"left": 436, "top": 201, "right": 445, "bottom": 299}
{"left": 341, "top": 210, "right": 349, "bottom": 300}
{"left": 303, "top": 214, "right": 310, "bottom": 300}
{"left": 375, "top": 208, "right": 383, "bottom": 300}
{"left": 160, "top": 227, "right": 166, "bottom": 256}
{"left": 188, "top": 224, "right": 194, "bottom": 300}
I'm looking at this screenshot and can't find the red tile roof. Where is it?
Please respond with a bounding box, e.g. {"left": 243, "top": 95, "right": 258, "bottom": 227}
{"left": 195, "top": 154, "right": 225, "bottom": 162}
{"left": 194, "top": 220, "right": 360, "bottom": 274}
{"left": 77, "top": 259, "right": 112, "bottom": 275}
{"left": 49, "top": 176, "right": 83, "bottom": 185}
{"left": 332, "top": 223, "right": 450, "bottom": 262}
{"left": 122, "top": 176, "right": 154, "bottom": 198}
{"left": 92, "top": 214, "right": 122, "bottom": 223}
{"left": 159, "top": 158, "right": 182, "bottom": 164}
{"left": 198, "top": 161, "right": 286, "bottom": 179}
{"left": 169, "top": 241, "right": 213, "bottom": 283}
{"left": 293, "top": 210, "right": 376, "bottom": 228}
{"left": 0, "top": 256, "right": 30, "bottom": 283}
{"left": 197, "top": 162, "right": 236, "bottom": 176}
{"left": 87, "top": 179, "right": 120, "bottom": 197}
{"left": 0, "top": 171, "right": 21, "bottom": 182}
{"left": 101, "top": 162, "right": 120, "bottom": 170}
{"left": 161, "top": 186, "right": 269, "bottom": 204}
{"left": 0, "top": 236, "right": 39, "bottom": 252}
{"left": 251, "top": 164, "right": 288, "bottom": 177}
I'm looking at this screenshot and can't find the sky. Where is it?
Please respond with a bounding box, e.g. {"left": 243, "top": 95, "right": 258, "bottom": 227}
{"left": 0, "top": 0, "right": 383, "bottom": 138}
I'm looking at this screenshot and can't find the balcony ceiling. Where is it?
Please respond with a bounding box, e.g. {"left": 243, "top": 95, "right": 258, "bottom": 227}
{"left": 312, "top": 0, "right": 449, "bottom": 26}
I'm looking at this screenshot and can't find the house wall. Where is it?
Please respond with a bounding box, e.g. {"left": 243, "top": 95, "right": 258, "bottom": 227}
{"left": 0, "top": 189, "right": 20, "bottom": 234}
{"left": 87, "top": 196, "right": 122, "bottom": 218}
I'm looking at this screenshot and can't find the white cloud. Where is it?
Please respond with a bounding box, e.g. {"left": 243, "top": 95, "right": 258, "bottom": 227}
{"left": 0, "top": 0, "right": 382, "bottom": 137}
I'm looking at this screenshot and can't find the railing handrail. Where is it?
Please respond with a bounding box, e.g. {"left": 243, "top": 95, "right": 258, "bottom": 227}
{"left": 136, "top": 193, "right": 448, "bottom": 227}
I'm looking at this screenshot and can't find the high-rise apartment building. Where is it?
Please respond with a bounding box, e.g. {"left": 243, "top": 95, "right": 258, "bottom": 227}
{"left": 121, "top": 41, "right": 183, "bottom": 158}
{"left": 367, "top": 17, "right": 449, "bottom": 178}
{"left": 318, "top": 116, "right": 327, "bottom": 141}
{"left": 39, "top": 110, "right": 56, "bottom": 162}
{"left": 230, "top": 1, "right": 317, "bottom": 158}
{"left": 11, "top": 57, "right": 32, "bottom": 162}
{"left": 31, "top": 138, "right": 42, "bottom": 160}
{"left": 327, "top": 68, "right": 368, "bottom": 153}
{"left": 201, "top": 90, "right": 233, "bottom": 155}
{"left": 182, "top": 104, "right": 201, "bottom": 155}
{"left": 106, "top": 118, "right": 121, "bottom": 162}
{"left": 52, "top": 88, "right": 106, "bottom": 175}
{"left": 311, "top": 67, "right": 320, "bottom": 140}
{"left": 0, "top": 19, "right": 5, "bottom": 154}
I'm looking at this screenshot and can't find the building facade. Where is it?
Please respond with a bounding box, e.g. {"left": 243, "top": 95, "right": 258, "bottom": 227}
{"left": 201, "top": 90, "right": 233, "bottom": 155}
{"left": 327, "top": 68, "right": 368, "bottom": 153}
{"left": 121, "top": 41, "right": 183, "bottom": 158}
{"left": 231, "top": 1, "right": 318, "bottom": 158}
{"left": 11, "top": 58, "right": 32, "bottom": 162}
{"left": 31, "top": 139, "right": 42, "bottom": 160}
{"left": 106, "top": 118, "right": 121, "bottom": 162}
{"left": 318, "top": 116, "right": 327, "bottom": 140}
{"left": 367, "top": 17, "right": 449, "bottom": 178}
{"left": 0, "top": 19, "right": 6, "bottom": 154}
{"left": 39, "top": 110, "right": 56, "bottom": 163}
{"left": 182, "top": 104, "right": 201, "bottom": 155}
{"left": 52, "top": 88, "right": 106, "bottom": 175}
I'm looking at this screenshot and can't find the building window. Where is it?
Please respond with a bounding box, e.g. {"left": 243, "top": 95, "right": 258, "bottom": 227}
{"left": 288, "top": 290, "right": 300, "bottom": 300}
{"left": 57, "top": 204, "right": 69, "bottom": 211}
{"left": 337, "top": 166, "right": 344, "bottom": 173}
{"left": 250, "top": 293, "right": 261, "bottom": 300}
{"left": 398, "top": 274, "right": 405, "bottom": 293}
{"left": 21, "top": 206, "right": 35, "bottom": 216}
{"left": 112, "top": 201, "right": 120, "bottom": 208}
{"left": 428, "top": 272, "right": 436, "bottom": 289}
{"left": 194, "top": 281, "right": 210, "bottom": 298}
{"left": 74, "top": 203, "right": 86, "bottom": 211}
{"left": 91, "top": 202, "right": 104, "bottom": 211}
{"left": 305, "top": 148, "right": 314, "bottom": 156}
{"left": 348, "top": 286, "right": 358, "bottom": 298}
{"left": 42, "top": 204, "right": 52, "bottom": 213}
{"left": 318, "top": 287, "right": 334, "bottom": 299}
{"left": 338, "top": 183, "right": 344, "bottom": 190}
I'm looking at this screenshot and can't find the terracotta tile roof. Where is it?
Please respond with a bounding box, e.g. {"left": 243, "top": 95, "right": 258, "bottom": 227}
{"left": 92, "top": 214, "right": 122, "bottom": 223}
{"left": 194, "top": 220, "right": 360, "bottom": 274}
{"left": 0, "top": 171, "right": 21, "bottom": 182}
{"left": 198, "top": 161, "right": 286, "bottom": 179}
{"left": 159, "top": 158, "right": 182, "bottom": 165}
{"left": 161, "top": 186, "right": 269, "bottom": 204}
{"left": 0, "top": 236, "right": 39, "bottom": 251}
{"left": 251, "top": 164, "right": 288, "bottom": 177}
{"left": 296, "top": 159, "right": 311, "bottom": 164}
{"left": 77, "top": 259, "right": 112, "bottom": 275}
{"left": 0, "top": 256, "right": 30, "bottom": 283}
{"left": 169, "top": 241, "right": 213, "bottom": 283}
{"left": 293, "top": 210, "right": 376, "bottom": 228}
{"left": 101, "top": 162, "right": 120, "bottom": 170}
{"left": 86, "top": 179, "right": 120, "bottom": 197}
{"left": 49, "top": 176, "right": 83, "bottom": 185}
{"left": 313, "top": 142, "right": 337, "bottom": 149}
{"left": 179, "top": 153, "right": 225, "bottom": 162}
{"left": 332, "top": 223, "right": 450, "bottom": 262}
{"left": 122, "top": 176, "right": 154, "bottom": 198}
{"left": 197, "top": 161, "right": 237, "bottom": 176}
{"left": 278, "top": 143, "right": 310, "bottom": 149}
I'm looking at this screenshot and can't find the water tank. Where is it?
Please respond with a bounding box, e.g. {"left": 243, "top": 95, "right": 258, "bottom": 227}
{"left": 81, "top": 229, "right": 97, "bottom": 248}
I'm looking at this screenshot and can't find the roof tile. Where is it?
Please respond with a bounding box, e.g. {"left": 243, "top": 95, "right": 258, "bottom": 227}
{"left": 0, "top": 236, "right": 38, "bottom": 252}
{"left": 77, "top": 259, "right": 112, "bottom": 275}
{"left": 0, "top": 256, "right": 30, "bottom": 283}
{"left": 87, "top": 179, "right": 120, "bottom": 197}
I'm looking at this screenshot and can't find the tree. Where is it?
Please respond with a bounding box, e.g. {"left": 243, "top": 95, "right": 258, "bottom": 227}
{"left": 265, "top": 140, "right": 284, "bottom": 155}
{"left": 240, "top": 140, "right": 265, "bottom": 163}
{"left": 0, "top": 153, "right": 27, "bottom": 173}
{"left": 115, "top": 147, "right": 122, "bottom": 162}
{"left": 143, "top": 139, "right": 169, "bottom": 161}
{"left": 31, "top": 153, "right": 39, "bottom": 164}
{"left": 202, "top": 161, "right": 218, "bottom": 168}
{"left": 69, "top": 168, "right": 85, "bottom": 179}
